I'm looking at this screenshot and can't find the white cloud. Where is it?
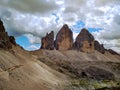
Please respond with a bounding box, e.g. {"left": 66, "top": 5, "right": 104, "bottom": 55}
{"left": 0, "top": 0, "right": 120, "bottom": 52}
{"left": 26, "top": 45, "right": 40, "bottom": 51}
{"left": 0, "top": 0, "right": 58, "bottom": 14}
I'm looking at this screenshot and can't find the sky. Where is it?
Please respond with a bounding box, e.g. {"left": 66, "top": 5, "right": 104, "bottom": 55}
{"left": 0, "top": 0, "right": 120, "bottom": 53}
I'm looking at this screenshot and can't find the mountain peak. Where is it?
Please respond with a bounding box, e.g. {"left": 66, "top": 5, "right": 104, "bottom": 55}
{"left": 55, "top": 24, "right": 73, "bottom": 50}
{"left": 0, "top": 19, "right": 16, "bottom": 49}
{"left": 62, "top": 24, "right": 69, "bottom": 29}
{"left": 40, "top": 31, "right": 54, "bottom": 50}
{"left": 40, "top": 24, "right": 118, "bottom": 55}
{"left": 73, "top": 28, "right": 94, "bottom": 52}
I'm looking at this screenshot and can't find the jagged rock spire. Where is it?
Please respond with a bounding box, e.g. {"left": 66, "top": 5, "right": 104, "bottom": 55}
{"left": 41, "top": 31, "right": 54, "bottom": 50}
{"left": 55, "top": 24, "right": 73, "bottom": 50}
{"left": 73, "top": 28, "right": 94, "bottom": 53}
{"left": 40, "top": 24, "right": 119, "bottom": 55}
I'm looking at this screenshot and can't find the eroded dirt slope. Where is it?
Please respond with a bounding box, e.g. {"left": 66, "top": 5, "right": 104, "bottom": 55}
{"left": 0, "top": 46, "right": 69, "bottom": 90}
{"left": 32, "top": 50, "right": 120, "bottom": 80}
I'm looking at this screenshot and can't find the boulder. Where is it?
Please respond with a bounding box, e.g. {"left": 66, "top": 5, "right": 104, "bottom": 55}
{"left": 73, "top": 28, "right": 94, "bottom": 53}
{"left": 41, "top": 31, "right": 54, "bottom": 50}
{"left": 55, "top": 24, "right": 73, "bottom": 50}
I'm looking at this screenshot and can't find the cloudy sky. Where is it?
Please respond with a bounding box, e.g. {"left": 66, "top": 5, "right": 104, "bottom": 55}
{"left": 0, "top": 0, "right": 120, "bottom": 53}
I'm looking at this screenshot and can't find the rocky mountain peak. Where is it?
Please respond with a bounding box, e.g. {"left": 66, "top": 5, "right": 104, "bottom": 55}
{"left": 40, "top": 24, "right": 119, "bottom": 55}
{"left": 61, "top": 24, "right": 69, "bottom": 30}
{"left": 40, "top": 31, "right": 54, "bottom": 50}
{"left": 78, "top": 28, "right": 94, "bottom": 42}
{"left": 55, "top": 24, "right": 73, "bottom": 50}
{"left": 0, "top": 19, "right": 16, "bottom": 49}
{"left": 94, "top": 40, "right": 105, "bottom": 54}
{"left": 73, "top": 28, "right": 94, "bottom": 52}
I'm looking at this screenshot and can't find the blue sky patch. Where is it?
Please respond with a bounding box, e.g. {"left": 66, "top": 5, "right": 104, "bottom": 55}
{"left": 52, "top": 13, "right": 60, "bottom": 23}
{"left": 16, "top": 35, "right": 40, "bottom": 51}
{"left": 88, "top": 28, "right": 103, "bottom": 32}
{"left": 73, "top": 20, "right": 85, "bottom": 29}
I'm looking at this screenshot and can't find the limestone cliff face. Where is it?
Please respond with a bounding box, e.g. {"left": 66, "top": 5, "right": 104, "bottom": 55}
{"left": 0, "top": 19, "right": 16, "bottom": 49}
{"left": 41, "top": 31, "right": 54, "bottom": 50}
{"left": 73, "top": 28, "right": 94, "bottom": 53}
{"left": 55, "top": 24, "right": 73, "bottom": 50}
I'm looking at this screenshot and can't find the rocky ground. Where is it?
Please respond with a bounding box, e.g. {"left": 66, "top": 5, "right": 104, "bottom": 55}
{"left": 31, "top": 49, "right": 120, "bottom": 90}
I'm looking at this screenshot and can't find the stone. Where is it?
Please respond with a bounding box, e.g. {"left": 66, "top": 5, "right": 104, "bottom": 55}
{"left": 73, "top": 28, "right": 94, "bottom": 53}
{"left": 55, "top": 24, "right": 73, "bottom": 50}
{"left": 94, "top": 40, "right": 105, "bottom": 54}
{"left": 41, "top": 31, "right": 54, "bottom": 50}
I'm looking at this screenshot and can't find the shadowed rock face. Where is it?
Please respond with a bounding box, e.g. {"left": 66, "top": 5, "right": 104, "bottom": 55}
{"left": 73, "top": 28, "right": 94, "bottom": 52}
{"left": 107, "top": 49, "right": 119, "bottom": 55}
{"left": 94, "top": 40, "right": 105, "bottom": 54}
{"left": 82, "top": 66, "right": 115, "bottom": 80}
{"left": 55, "top": 24, "right": 73, "bottom": 50}
{"left": 41, "top": 31, "right": 54, "bottom": 50}
{"left": 9, "top": 36, "right": 16, "bottom": 46}
{"left": 0, "top": 19, "right": 5, "bottom": 32}
{"left": 0, "top": 19, "right": 16, "bottom": 49}
{"left": 0, "top": 19, "right": 12, "bottom": 49}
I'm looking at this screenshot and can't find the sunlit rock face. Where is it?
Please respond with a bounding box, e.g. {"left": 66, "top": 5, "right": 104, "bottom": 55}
{"left": 73, "top": 28, "right": 95, "bottom": 53}
{"left": 41, "top": 31, "right": 54, "bottom": 50}
{"left": 55, "top": 24, "right": 73, "bottom": 50}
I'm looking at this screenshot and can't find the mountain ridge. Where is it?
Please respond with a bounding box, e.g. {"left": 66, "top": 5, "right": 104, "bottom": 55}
{"left": 40, "top": 24, "right": 119, "bottom": 55}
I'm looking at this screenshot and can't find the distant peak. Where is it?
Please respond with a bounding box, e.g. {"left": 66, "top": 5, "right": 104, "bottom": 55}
{"left": 62, "top": 24, "right": 69, "bottom": 30}
{"left": 81, "top": 28, "right": 89, "bottom": 33}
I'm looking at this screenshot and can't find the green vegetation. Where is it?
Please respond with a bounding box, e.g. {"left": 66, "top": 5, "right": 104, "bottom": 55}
{"left": 70, "top": 78, "right": 120, "bottom": 90}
